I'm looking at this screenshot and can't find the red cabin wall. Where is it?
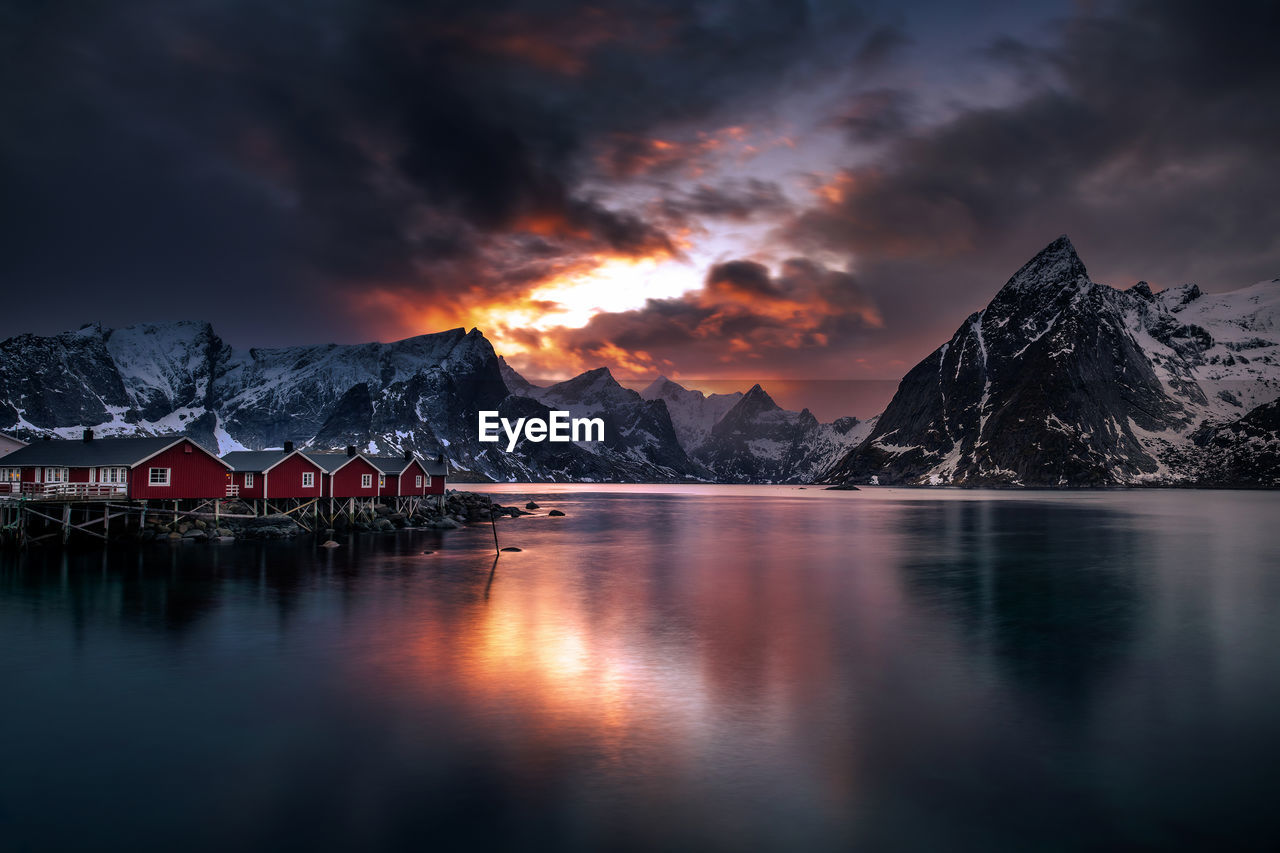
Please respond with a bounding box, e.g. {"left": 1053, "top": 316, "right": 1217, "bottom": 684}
{"left": 328, "top": 457, "right": 381, "bottom": 498}
{"left": 397, "top": 461, "right": 432, "bottom": 496}
{"left": 233, "top": 471, "right": 264, "bottom": 499}
{"left": 130, "top": 440, "right": 230, "bottom": 500}
{"left": 426, "top": 471, "right": 445, "bottom": 495}
{"left": 69, "top": 467, "right": 91, "bottom": 483}
{"left": 264, "top": 454, "right": 324, "bottom": 500}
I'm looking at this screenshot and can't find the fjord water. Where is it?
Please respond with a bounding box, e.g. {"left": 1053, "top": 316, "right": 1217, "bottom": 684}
{"left": 3, "top": 488, "right": 1279, "bottom": 851}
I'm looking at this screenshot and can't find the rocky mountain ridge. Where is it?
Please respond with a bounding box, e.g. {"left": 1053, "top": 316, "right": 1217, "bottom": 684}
{"left": 0, "top": 322, "right": 866, "bottom": 483}
{"left": 823, "top": 236, "right": 1280, "bottom": 486}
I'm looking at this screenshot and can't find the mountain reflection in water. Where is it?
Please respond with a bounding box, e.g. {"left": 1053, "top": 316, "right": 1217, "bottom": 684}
{"left": 2, "top": 487, "right": 1279, "bottom": 852}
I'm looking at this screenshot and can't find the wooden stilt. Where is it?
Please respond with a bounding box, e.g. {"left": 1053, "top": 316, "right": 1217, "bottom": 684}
{"left": 489, "top": 499, "right": 500, "bottom": 556}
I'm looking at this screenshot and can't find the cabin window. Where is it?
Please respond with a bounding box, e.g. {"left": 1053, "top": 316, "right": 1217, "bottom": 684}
{"left": 1, "top": 467, "right": 19, "bottom": 482}
{"left": 98, "top": 467, "right": 127, "bottom": 484}
{"left": 378, "top": 474, "right": 385, "bottom": 488}
{"left": 245, "top": 473, "right": 255, "bottom": 488}
{"left": 44, "top": 467, "right": 68, "bottom": 483}
{"left": 149, "top": 467, "right": 170, "bottom": 486}
{"left": 302, "top": 472, "right": 314, "bottom": 488}
{"left": 415, "top": 475, "right": 422, "bottom": 488}
{"left": 361, "top": 473, "right": 372, "bottom": 488}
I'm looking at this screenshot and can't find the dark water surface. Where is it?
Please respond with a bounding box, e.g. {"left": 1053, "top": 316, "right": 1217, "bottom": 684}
{"left": 3, "top": 486, "right": 1280, "bottom": 851}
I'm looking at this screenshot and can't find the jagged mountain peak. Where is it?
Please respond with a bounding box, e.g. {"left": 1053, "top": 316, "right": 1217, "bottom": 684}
{"left": 717, "top": 384, "right": 781, "bottom": 427}
{"left": 497, "top": 356, "right": 540, "bottom": 396}
{"left": 998, "top": 234, "right": 1088, "bottom": 298}
{"left": 547, "top": 366, "right": 622, "bottom": 397}
{"left": 641, "top": 375, "right": 692, "bottom": 398}
{"left": 742, "top": 383, "right": 779, "bottom": 408}
{"left": 825, "top": 236, "right": 1280, "bottom": 487}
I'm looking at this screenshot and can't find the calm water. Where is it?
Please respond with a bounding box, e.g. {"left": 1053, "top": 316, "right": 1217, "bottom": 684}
{"left": 3, "top": 486, "right": 1280, "bottom": 852}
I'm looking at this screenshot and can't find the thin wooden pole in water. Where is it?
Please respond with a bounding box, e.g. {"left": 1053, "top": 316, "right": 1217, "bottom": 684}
{"left": 489, "top": 499, "right": 500, "bottom": 556}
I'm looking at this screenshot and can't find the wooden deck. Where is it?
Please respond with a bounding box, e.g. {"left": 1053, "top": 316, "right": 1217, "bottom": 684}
{"left": 0, "top": 483, "right": 239, "bottom": 501}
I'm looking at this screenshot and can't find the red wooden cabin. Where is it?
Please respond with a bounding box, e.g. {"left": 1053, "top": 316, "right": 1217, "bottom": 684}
{"left": 307, "top": 447, "right": 383, "bottom": 498}
{"left": 221, "top": 442, "right": 325, "bottom": 501}
{"left": 369, "top": 454, "right": 432, "bottom": 497}
{"left": 0, "top": 431, "right": 231, "bottom": 499}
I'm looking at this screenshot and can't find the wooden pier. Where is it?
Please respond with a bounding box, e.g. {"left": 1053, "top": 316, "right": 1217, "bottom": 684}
{"left": 0, "top": 493, "right": 446, "bottom": 549}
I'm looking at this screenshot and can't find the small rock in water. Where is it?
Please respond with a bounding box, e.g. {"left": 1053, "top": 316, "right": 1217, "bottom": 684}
{"left": 525, "top": 501, "right": 539, "bottom": 510}
{"left": 500, "top": 546, "right": 522, "bottom": 552}
{"left": 823, "top": 484, "right": 861, "bottom": 491}
{"left": 421, "top": 550, "right": 435, "bottom": 555}
{"left": 320, "top": 540, "right": 341, "bottom": 548}
{"left": 548, "top": 509, "right": 565, "bottom": 517}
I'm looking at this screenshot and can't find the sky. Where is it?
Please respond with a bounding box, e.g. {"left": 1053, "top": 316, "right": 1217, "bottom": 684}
{"left": 2, "top": 0, "right": 1278, "bottom": 417}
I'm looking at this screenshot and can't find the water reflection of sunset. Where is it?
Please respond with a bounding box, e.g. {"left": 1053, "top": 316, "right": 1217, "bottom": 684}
{"left": 342, "top": 490, "right": 931, "bottom": 832}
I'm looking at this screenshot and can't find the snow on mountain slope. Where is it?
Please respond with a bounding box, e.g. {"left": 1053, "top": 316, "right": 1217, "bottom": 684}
{"left": 825, "top": 237, "right": 1280, "bottom": 486}
{"left": 639, "top": 376, "right": 742, "bottom": 450}
{"left": 691, "top": 383, "right": 873, "bottom": 484}
{"left": 500, "top": 366, "right": 701, "bottom": 476}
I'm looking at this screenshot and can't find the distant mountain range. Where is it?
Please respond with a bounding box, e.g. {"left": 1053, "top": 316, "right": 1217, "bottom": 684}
{"left": 2, "top": 236, "right": 1277, "bottom": 486}
{"left": 822, "top": 236, "right": 1280, "bottom": 487}
{"left": 0, "top": 320, "right": 867, "bottom": 483}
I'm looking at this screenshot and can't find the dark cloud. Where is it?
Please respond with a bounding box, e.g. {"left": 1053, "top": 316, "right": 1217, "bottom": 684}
{"left": 518, "top": 256, "right": 882, "bottom": 379}
{"left": 0, "top": 0, "right": 878, "bottom": 344}
{"left": 853, "top": 25, "right": 910, "bottom": 70}
{"left": 1, "top": 0, "right": 1276, "bottom": 408}
{"left": 829, "top": 88, "right": 914, "bottom": 143}
{"left": 783, "top": 0, "right": 1280, "bottom": 356}
{"left": 660, "top": 179, "right": 792, "bottom": 225}
{"left": 707, "top": 260, "right": 780, "bottom": 298}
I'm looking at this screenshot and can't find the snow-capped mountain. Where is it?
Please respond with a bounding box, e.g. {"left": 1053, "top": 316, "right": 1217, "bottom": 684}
{"left": 689, "top": 384, "right": 875, "bottom": 483}
{"left": 823, "top": 236, "right": 1280, "bottom": 486}
{"left": 638, "top": 377, "right": 742, "bottom": 450}
{"left": 0, "top": 324, "right": 695, "bottom": 482}
{"left": 493, "top": 365, "right": 701, "bottom": 478}
{"left": 496, "top": 364, "right": 872, "bottom": 483}
{"left": 0, "top": 319, "right": 871, "bottom": 483}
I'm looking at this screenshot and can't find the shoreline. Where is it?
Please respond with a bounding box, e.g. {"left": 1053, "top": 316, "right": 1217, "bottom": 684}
{"left": 0, "top": 490, "right": 537, "bottom": 550}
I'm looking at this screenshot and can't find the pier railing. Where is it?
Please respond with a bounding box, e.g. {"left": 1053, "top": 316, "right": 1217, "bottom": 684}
{"left": 1, "top": 482, "right": 128, "bottom": 500}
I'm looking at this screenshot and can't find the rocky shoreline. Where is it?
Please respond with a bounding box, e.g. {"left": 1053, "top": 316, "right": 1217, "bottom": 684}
{"left": 138, "top": 490, "right": 533, "bottom": 544}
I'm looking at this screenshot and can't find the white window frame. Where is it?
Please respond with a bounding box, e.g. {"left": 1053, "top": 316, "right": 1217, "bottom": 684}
{"left": 378, "top": 474, "right": 385, "bottom": 488}
{"left": 415, "top": 475, "right": 422, "bottom": 488}
{"left": 361, "top": 473, "right": 372, "bottom": 488}
{"left": 302, "top": 471, "right": 314, "bottom": 488}
{"left": 149, "top": 467, "right": 171, "bottom": 486}
{"left": 1, "top": 467, "right": 19, "bottom": 483}
{"left": 44, "top": 467, "right": 68, "bottom": 483}
{"left": 245, "top": 472, "right": 255, "bottom": 488}
{"left": 98, "top": 466, "right": 127, "bottom": 484}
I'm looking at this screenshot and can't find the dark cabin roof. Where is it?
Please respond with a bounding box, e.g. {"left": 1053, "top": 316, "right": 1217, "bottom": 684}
{"left": 368, "top": 454, "right": 449, "bottom": 476}
{"left": 220, "top": 450, "right": 313, "bottom": 473}
{"left": 0, "top": 435, "right": 219, "bottom": 468}
{"left": 305, "top": 452, "right": 370, "bottom": 473}
{"left": 369, "top": 456, "right": 412, "bottom": 474}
